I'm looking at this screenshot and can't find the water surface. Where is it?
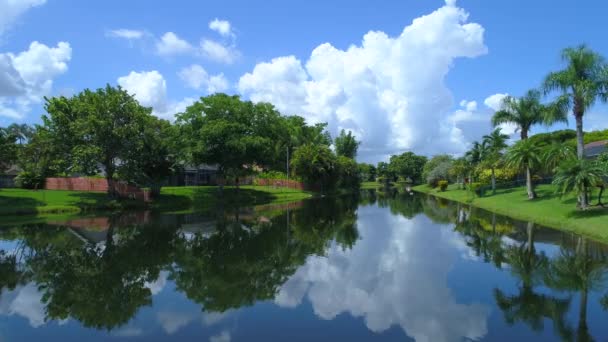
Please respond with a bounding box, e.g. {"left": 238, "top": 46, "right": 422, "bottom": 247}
{"left": 1, "top": 190, "right": 607, "bottom": 341}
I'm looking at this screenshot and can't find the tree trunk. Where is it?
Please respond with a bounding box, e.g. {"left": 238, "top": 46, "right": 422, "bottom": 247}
{"left": 521, "top": 129, "right": 528, "bottom": 140}
{"left": 578, "top": 287, "right": 589, "bottom": 341}
{"left": 491, "top": 167, "right": 496, "bottom": 195}
{"left": 526, "top": 221, "right": 535, "bottom": 255}
{"left": 526, "top": 167, "right": 536, "bottom": 199}
{"left": 597, "top": 185, "right": 605, "bottom": 207}
{"left": 575, "top": 111, "right": 585, "bottom": 159}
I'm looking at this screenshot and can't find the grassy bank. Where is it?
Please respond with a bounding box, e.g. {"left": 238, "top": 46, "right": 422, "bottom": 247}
{"left": 413, "top": 183, "right": 608, "bottom": 242}
{"left": 0, "top": 185, "right": 312, "bottom": 219}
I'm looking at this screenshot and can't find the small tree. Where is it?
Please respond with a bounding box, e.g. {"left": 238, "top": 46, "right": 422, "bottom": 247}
{"left": 0, "top": 127, "right": 18, "bottom": 173}
{"left": 504, "top": 139, "right": 543, "bottom": 199}
{"left": 388, "top": 152, "right": 427, "bottom": 184}
{"left": 482, "top": 128, "right": 509, "bottom": 194}
{"left": 334, "top": 129, "right": 360, "bottom": 159}
{"left": 553, "top": 159, "right": 606, "bottom": 210}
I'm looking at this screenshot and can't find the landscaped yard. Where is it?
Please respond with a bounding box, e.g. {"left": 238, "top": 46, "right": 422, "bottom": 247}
{"left": 0, "top": 185, "right": 312, "bottom": 218}
{"left": 413, "top": 183, "right": 608, "bottom": 242}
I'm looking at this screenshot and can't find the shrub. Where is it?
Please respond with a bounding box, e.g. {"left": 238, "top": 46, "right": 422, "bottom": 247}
{"left": 15, "top": 171, "right": 45, "bottom": 189}
{"left": 426, "top": 161, "right": 453, "bottom": 187}
{"left": 477, "top": 167, "right": 518, "bottom": 185}
{"left": 438, "top": 180, "right": 448, "bottom": 191}
{"left": 469, "top": 182, "right": 483, "bottom": 197}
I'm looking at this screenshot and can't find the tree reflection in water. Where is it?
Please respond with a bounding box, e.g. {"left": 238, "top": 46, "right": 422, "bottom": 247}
{"left": 0, "top": 191, "right": 608, "bottom": 340}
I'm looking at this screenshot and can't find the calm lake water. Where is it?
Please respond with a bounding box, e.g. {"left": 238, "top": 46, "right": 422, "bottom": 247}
{"left": 1, "top": 189, "right": 608, "bottom": 341}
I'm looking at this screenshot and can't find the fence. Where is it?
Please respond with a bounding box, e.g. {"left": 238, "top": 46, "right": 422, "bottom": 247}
{"left": 254, "top": 178, "right": 308, "bottom": 190}
{"left": 477, "top": 177, "right": 554, "bottom": 197}
{"left": 45, "top": 177, "right": 151, "bottom": 202}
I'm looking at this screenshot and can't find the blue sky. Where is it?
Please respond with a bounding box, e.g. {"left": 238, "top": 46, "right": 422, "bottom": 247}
{"left": 1, "top": 0, "right": 608, "bottom": 161}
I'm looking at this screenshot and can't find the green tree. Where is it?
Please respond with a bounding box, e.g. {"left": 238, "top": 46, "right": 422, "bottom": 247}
{"left": 449, "top": 157, "right": 471, "bottom": 189}
{"left": 422, "top": 154, "right": 453, "bottom": 184}
{"left": 552, "top": 158, "right": 606, "bottom": 210}
{"left": 176, "top": 94, "right": 282, "bottom": 188}
{"left": 543, "top": 143, "right": 576, "bottom": 174}
{"left": 0, "top": 127, "right": 18, "bottom": 173}
{"left": 43, "top": 85, "right": 153, "bottom": 195}
{"left": 543, "top": 45, "right": 608, "bottom": 160}
{"left": 357, "top": 163, "right": 376, "bottom": 182}
{"left": 388, "top": 152, "right": 427, "bottom": 184}
{"left": 504, "top": 139, "right": 543, "bottom": 199}
{"left": 465, "top": 141, "right": 487, "bottom": 184}
{"left": 334, "top": 129, "right": 360, "bottom": 159}
{"left": 482, "top": 128, "right": 509, "bottom": 194}
{"left": 120, "top": 117, "right": 177, "bottom": 198}
{"left": 291, "top": 143, "right": 337, "bottom": 191}
{"left": 492, "top": 89, "right": 567, "bottom": 140}
{"left": 336, "top": 156, "right": 360, "bottom": 189}
{"left": 6, "top": 123, "right": 34, "bottom": 145}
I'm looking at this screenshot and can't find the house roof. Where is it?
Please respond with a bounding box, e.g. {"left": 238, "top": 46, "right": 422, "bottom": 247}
{"left": 584, "top": 140, "right": 608, "bottom": 157}
{"left": 3, "top": 165, "right": 21, "bottom": 176}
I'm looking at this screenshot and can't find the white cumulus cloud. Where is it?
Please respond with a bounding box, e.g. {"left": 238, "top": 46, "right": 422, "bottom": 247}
{"left": 209, "top": 18, "right": 233, "bottom": 38}
{"left": 0, "top": 0, "right": 46, "bottom": 38}
{"left": 156, "top": 32, "right": 194, "bottom": 57}
{"left": 0, "top": 41, "right": 71, "bottom": 120}
{"left": 200, "top": 39, "right": 239, "bottom": 64}
{"left": 178, "top": 64, "right": 228, "bottom": 93}
{"left": 106, "top": 28, "right": 146, "bottom": 40}
{"left": 275, "top": 207, "right": 489, "bottom": 341}
{"left": 118, "top": 70, "right": 196, "bottom": 120}
{"left": 238, "top": 1, "right": 488, "bottom": 161}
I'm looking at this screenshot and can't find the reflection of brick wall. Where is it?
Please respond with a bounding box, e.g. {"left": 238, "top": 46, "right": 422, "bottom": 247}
{"left": 45, "top": 177, "right": 151, "bottom": 202}
{"left": 254, "top": 178, "right": 306, "bottom": 190}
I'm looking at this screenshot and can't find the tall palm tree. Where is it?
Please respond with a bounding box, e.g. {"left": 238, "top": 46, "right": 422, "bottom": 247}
{"left": 552, "top": 158, "right": 606, "bottom": 210}
{"left": 504, "top": 139, "right": 543, "bottom": 199}
{"left": 7, "top": 123, "right": 34, "bottom": 145}
{"left": 482, "top": 128, "right": 509, "bottom": 194}
{"left": 492, "top": 89, "right": 568, "bottom": 140}
{"left": 465, "top": 141, "right": 487, "bottom": 186}
{"left": 543, "top": 45, "right": 608, "bottom": 159}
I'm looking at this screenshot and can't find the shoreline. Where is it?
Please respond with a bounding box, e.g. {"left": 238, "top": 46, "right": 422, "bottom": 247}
{"left": 412, "top": 183, "right": 608, "bottom": 243}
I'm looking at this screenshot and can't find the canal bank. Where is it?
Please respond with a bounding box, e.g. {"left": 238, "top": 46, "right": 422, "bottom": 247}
{"left": 413, "top": 183, "right": 608, "bottom": 243}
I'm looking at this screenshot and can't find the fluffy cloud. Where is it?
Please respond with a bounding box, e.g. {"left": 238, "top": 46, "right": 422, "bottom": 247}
{"left": 117, "top": 70, "right": 195, "bottom": 120}
{"left": 0, "top": 0, "right": 46, "bottom": 38}
{"left": 0, "top": 41, "right": 71, "bottom": 120}
{"left": 275, "top": 206, "right": 489, "bottom": 341}
{"left": 200, "top": 39, "right": 239, "bottom": 64}
{"left": 238, "top": 0, "right": 488, "bottom": 161}
{"left": 0, "top": 283, "right": 46, "bottom": 328}
{"left": 178, "top": 64, "right": 229, "bottom": 93}
{"left": 209, "top": 19, "right": 233, "bottom": 38}
{"left": 156, "top": 32, "right": 194, "bottom": 57}
{"left": 106, "top": 28, "right": 146, "bottom": 40}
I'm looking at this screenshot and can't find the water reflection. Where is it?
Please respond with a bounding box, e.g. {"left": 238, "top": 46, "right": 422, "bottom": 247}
{"left": 1, "top": 191, "right": 608, "bottom": 340}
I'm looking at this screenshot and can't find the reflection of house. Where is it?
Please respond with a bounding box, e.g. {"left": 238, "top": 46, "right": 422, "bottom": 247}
{"left": 584, "top": 140, "right": 608, "bottom": 159}
{"left": 182, "top": 164, "right": 220, "bottom": 186}
{"left": 0, "top": 165, "right": 19, "bottom": 188}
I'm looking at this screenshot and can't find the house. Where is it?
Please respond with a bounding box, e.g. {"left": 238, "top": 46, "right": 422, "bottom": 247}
{"left": 0, "top": 165, "right": 20, "bottom": 188}
{"left": 584, "top": 140, "right": 608, "bottom": 159}
{"left": 164, "top": 164, "right": 220, "bottom": 186}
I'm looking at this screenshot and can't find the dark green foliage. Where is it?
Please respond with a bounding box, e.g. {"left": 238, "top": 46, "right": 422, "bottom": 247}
{"left": 422, "top": 154, "right": 453, "bottom": 184}
{"left": 334, "top": 129, "right": 360, "bottom": 159}
{"left": 388, "top": 152, "right": 427, "bottom": 184}
{"left": 426, "top": 160, "right": 453, "bottom": 187}
{"left": 0, "top": 127, "right": 18, "bottom": 173}
{"left": 357, "top": 163, "right": 376, "bottom": 182}
{"left": 438, "top": 180, "right": 448, "bottom": 191}
{"left": 291, "top": 144, "right": 337, "bottom": 190}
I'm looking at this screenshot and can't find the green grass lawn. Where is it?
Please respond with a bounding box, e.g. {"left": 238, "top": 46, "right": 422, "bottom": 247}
{"left": 0, "top": 185, "right": 312, "bottom": 220}
{"left": 413, "top": 183, "right": 608, "bottom": 242}
{"left": 361, "top": 181, "right": 379, "bottom": 189}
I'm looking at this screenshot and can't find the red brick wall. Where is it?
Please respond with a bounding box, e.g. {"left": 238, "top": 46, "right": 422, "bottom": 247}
{"left": 45, "top": 177, "right": 109, "bottom": 192}
{"left": 45, "top": 177, "right": 151, "bottom": 202}
{"left": 254, "top": 178, "right": 307, "bottom": 190}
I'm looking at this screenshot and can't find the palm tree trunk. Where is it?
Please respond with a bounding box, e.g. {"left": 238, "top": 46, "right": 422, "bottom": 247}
{"left": 575, "top": 112, "right": 585, "bottom": 159}
{"left": 491, "top": 167, "right": 496, "bottom": 195}
{"left": 526, "top": 167, "right": 535, "bottom": 199}
{"left": 526, "top": 221, "right": 535, "bottom": 254}
{"left": 578, "top": 287, "right": 589, "bottom": 341}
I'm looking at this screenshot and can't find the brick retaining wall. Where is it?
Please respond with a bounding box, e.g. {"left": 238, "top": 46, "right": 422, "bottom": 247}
{"left": 45, "top": 177, "right": 151, "bottom": 202}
